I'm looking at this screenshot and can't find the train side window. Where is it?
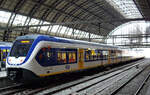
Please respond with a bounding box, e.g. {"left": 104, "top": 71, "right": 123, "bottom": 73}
{"left": 100, "top": 50, "right": 103, "bottom": 59}
{"left": 85, "top": 50, "right": 90, "bottom": 61}
{"left": 47, "top": 51, "right": 53, "bottom": 58}
{"left": 39, "top": 54, "right": 43, "bottom": 60}
{"left": 37, "top": 49, "right": 43, "bottom": 60}
{"left": 94, "top": 50, "right": 98, "bottom": 60}
{"left": 57, "top": 52, "right": 67, "bottom": 64}
{"left": 103, "top": 50, "right": 108, "bottom": 59}
{"left": 85, "top": 49, "right": 105, "bottom": 61}
{"left": 36, "top": 48, "right": 56, "bottom": 66}
{"left": 97, "top": 50, "right": 101, "bottom": 60}
{"left": 68, "top": 52, "right": 76, "bottom": 63}
{"left": 0, "top": 50, "right": 1, "bottom": 61}
{"left": 90, "top": 50, "right": 93, "bottom": 61}
{"left": 2, "top": 49, "right": 6, "bottom": 60}
{"left": 91, "top": 50, "right": 98, "bottom": 61}
{"left": 117, "top": 51, "right": 122, "bottom": 58}
{"left": 41, "top": 48, "right": 47, "bottom": 58}
{"left": 110, "top": 50, "right": 115, "bottom": 58}
{"left": 47, "top": 49, "right": 56, "bottom": 63}
{"left": 85, "top": 50, "right": 97, "bottom": 61}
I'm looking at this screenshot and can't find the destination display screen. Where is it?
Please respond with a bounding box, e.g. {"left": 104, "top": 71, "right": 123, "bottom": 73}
{"left": 20, "top": 40, "right": 31, "bottom": 43}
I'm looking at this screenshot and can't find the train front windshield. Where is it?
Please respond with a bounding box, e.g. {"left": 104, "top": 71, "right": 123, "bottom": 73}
{"left": 10, "top": 39, "right": 34, "bottom": 57}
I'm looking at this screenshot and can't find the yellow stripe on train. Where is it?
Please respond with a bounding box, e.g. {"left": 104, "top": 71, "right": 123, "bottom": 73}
{"left": 39, "top": 63, "right": 104, "bottom": 77}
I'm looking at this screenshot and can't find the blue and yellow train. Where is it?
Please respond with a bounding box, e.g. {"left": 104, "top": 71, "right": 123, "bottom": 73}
{"left": 0, "top": 42, "right": 12, "bottom": 70}
{"left": 6, "top": 35, "right": 144, "bottom": 80}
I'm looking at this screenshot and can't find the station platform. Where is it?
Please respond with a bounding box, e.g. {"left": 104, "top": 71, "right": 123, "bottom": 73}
{"left": 145, "top": 83, "right": 150, "bottom": 95}
{"left": 0, "top": 71, "right": 7, "bottom": 78}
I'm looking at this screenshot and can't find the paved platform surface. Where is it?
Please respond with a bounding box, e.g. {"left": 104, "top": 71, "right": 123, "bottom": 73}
{"left": 146, "top": 84, "right": 150, "bottom": 95}
{"left": 0, "top": 71, "right": 7, "bottom": 78}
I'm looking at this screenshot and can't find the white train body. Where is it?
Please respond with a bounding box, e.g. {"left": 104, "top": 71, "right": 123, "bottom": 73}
{"left": 6, "top": 35, "right": 144, "bottom": 80}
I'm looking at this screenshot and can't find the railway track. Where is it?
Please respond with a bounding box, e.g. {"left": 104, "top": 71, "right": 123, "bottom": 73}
{"left": 134, "top": 72, "right": 150, "bottom": 95}
{"left": 108, "top": 65, "right": 150, "bottom": 95}
{"left": 0, "top": 59, "right": 147, "bottom": 95}
{"left": 108, "top": 60, "right": 150, "bottom": 95}
{"left": 0, "top": 83, "right": 25, "bottom": 95}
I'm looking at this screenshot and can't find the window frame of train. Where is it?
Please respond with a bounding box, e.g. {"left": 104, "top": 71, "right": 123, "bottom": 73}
{"left": 84, "top": 49, "right": 104, "bottom": 62}
{"left": 57, "top": 48, "right": 77, "bottom": 64}
{"left": 117, "top": 50, "right": 122, "bottom": 59}
{"left": 110, "top": 50, "right": 116, "bottom": 59}
{"left": 0, "top": 48, "right": 10, "bottom": 68}
{"left": 102, "top": 50, "right": 109, "bottom": 60}
{"left": 35, "top": 48, "right": 57, "bottom": 66}
{"left": 9, "top": 39, "right": 34, "bottom": 57}
{"left": 35, "top": 48, "right": 77, "bottom": 66}
{"left": 68, "top": 50, "right": 77, "bottom": 63}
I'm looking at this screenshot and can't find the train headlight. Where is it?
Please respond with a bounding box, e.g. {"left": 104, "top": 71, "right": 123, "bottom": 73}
{"left": 8, "top": 58, "right": 11, "bottom": 62}
{"left": 8, "top": 57, "right": 26, "bottom": 64}
{"left": 20, "top": 59, "right": 24, "bottom": 63}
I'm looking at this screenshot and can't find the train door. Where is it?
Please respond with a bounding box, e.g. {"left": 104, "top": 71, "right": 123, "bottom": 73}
{"left": 108, "top": 50, "right": 111, "bottom": 64}
{"left": 78, "top": 49, "right": 84, "bottom": 69}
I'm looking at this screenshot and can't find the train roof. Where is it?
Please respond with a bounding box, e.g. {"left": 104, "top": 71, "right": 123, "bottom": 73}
{"left": 16, "top": 35, "right": 120, "bottom": 50}
{"left": 0, "top": 42, "right": 12, "bottom": 49}
{"left": 0, "top": 42, "right": 12, "bottom": 47}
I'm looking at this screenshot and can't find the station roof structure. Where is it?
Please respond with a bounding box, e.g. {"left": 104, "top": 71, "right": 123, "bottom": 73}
{"left": 134, "top": 0, "right": 150, "bottom": 19}
{"left": 0, "top": 0, "right": 148, "bottom": 42}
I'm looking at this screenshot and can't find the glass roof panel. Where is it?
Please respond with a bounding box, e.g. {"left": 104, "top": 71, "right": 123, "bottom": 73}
{"left": 84, "top": 33, "right": 89, "bottom": 38}
{"left": 29, "top": 18, "right": 40, "bottom": 25}
{"left": 74, "top": 30, "right": 79, "bottom": 37}
{"left": 67, "top": 28, "right": 73, "bottom": 36}
{"left": 106, "top": 0, "right": 142, "bottom": 18}
{"left": 51, "top": 25, "right": 59, "bottom": 33}
{"left": 0, "top": 10, "right": 103, "bottom": 42}
{"left": 59, "top": 26, "right": 67, "bottom": 34}
{"left": 40, "top": 22, "right": 50, "bottom": 31}
{"left": 13, "top": 14, "right": 27, "bottom": 26}
{"left": 78, "top": 31, "right": 83, "bottom": 38}
{"left": 0, "top": 11, "right": 11, "bottom": 24}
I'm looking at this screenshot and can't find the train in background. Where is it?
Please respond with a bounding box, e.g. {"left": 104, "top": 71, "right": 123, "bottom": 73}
{"left": 0, "top": 42, "right": 12, "bottom": 71}
{"left": 6, "top": 35, "right": 144, "bottom": 81}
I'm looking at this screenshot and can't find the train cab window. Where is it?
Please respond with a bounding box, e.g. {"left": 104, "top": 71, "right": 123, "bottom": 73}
{"left": 68, "top": 52, "right": 76, "bottom": 63}
{"left": 57, "top": 52, "right": 67, "bottom": 64}
{"left": 10, "top": 39, "right": 34, "bottom": 57}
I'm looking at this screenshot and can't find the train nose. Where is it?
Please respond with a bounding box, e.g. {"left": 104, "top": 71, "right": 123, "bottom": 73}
{"left": 7, "top": 68, "right": 23, "bottom": 81}
{"left": 7, "top": 57, "right": 26, "bottom": 65}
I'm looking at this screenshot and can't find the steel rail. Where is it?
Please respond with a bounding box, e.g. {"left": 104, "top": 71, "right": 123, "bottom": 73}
{"left": 134, "top": 72, "right": 150, "bottom": 95}
{"left": 109, "top": 63, "right": 150, "bottom": 95}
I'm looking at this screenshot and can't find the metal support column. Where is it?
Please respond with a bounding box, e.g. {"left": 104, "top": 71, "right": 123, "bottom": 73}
{"left": 89, "top": 32, "right": 91, "bottom": 42}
